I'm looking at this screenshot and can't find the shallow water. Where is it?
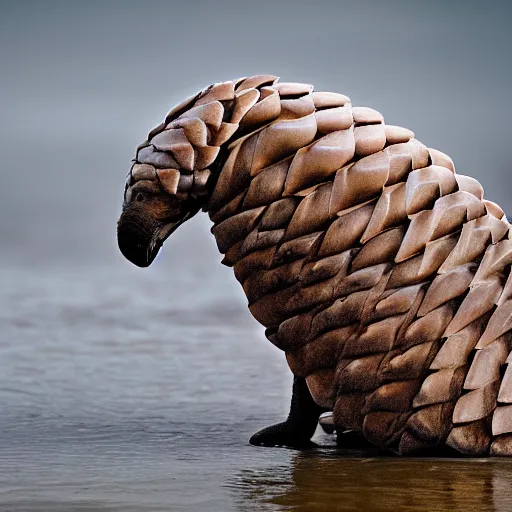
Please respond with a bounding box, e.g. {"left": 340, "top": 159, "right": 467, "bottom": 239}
{"left": 1, "top": 264, "right": 512, "bottom": 512}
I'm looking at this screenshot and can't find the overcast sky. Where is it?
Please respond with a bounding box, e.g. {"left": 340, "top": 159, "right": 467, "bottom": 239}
{"left": 1, "top": 0, "right": 511, "bottom": 269}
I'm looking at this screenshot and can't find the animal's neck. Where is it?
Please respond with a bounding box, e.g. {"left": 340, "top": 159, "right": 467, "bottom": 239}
{"left": 133, "top": 75, "right": 284, "bottom": 209}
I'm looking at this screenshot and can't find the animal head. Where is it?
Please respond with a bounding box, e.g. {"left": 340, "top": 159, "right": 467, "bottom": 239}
{"left": 117, "top": 76, "right": 273, "bottom": 266}
{"left": 117, "top": 95, "right": 217, "bottom": 267}
{"left": 118, "top": 126, "right": 220, "bottom": 266}
{"left": 117, "top": 164, "right": 204, "bottom": 267}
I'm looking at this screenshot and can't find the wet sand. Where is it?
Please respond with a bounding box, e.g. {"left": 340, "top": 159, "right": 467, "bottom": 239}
{"left": 1, "top": 265, "right": 512, "bottom": 511}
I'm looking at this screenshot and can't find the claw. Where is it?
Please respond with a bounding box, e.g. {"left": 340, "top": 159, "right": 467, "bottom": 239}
{"left": 249, "top": 422, "right": 317, "bottom": 448}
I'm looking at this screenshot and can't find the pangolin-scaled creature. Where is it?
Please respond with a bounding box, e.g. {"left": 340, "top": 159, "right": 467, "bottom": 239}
{"left": 117, "top": 75, "right": 512, "bottom": 457}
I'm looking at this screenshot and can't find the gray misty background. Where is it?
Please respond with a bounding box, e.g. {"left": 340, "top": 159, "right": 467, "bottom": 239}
{"left": 1, "top": 0, "right": 512, "bottom": 269}
{"left": 1, "top": 1, "right": 512, "bottom": 511}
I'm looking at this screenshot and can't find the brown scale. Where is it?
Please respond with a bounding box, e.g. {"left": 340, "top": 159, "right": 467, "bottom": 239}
{"left": 123, "top": 75, "right": 512, "bottom": 456}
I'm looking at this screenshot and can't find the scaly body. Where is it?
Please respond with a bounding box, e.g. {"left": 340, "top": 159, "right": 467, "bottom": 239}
{"left": 117, "top": 75, "right": 512, "bottom": 456}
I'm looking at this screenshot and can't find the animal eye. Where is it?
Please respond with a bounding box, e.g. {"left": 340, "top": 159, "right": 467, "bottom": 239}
{"left": 135, "top": 192, "right": 145, "bottom": 202}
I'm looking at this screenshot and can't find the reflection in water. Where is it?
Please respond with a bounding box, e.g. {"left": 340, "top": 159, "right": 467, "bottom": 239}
{"left": 232, "top": 448, "right": 512, "bottom": 512}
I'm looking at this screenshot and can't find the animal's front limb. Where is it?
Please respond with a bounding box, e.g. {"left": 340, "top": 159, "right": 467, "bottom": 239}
{"left": 249, "top": 376, "right": 325, "bottom": 448}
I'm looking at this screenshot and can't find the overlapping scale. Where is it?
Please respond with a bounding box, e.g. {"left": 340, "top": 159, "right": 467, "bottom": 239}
{"left": 284, "top": 129, "right": 356, "bottom": 195}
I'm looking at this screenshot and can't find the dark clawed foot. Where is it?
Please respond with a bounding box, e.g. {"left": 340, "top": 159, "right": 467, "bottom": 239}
{"left": 249, "top": 421, "right": 317, "bottom": 448}
{"left": 250, "top": 377, "right": 323, "bottom": 449}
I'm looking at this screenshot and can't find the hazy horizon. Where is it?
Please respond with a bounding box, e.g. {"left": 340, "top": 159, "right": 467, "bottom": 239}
{"left": 1, "top": 0, "right": 511, "bottom": 271}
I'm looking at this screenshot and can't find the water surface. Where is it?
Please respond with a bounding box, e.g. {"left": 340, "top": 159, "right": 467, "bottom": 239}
{"left": 1, "top": 264, "right": 512, "bottom": 511}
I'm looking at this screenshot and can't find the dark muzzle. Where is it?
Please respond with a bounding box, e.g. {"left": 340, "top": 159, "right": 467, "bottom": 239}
{"left": 117, "top": 211, "right": 160, "bottom": 267}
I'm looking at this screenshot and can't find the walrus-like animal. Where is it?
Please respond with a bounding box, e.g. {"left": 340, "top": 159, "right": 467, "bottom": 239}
{"left": 117, "top": 75, "right": 512, "bottom": 456}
